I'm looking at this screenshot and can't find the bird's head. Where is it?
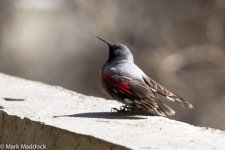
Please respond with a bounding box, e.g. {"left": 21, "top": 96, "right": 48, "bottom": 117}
{"left": 97, "top": 36, "right": 133, "bottom": 63}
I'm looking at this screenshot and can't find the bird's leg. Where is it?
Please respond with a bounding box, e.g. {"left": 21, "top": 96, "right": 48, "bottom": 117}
{"left": 111, "top": 105, "right": 134, "bottom": 112}
{"left": 111, "top": 107, "right": 120, "bottom": 112}
{"left": 120, "top": 105, "right": 132, "bottom": 111}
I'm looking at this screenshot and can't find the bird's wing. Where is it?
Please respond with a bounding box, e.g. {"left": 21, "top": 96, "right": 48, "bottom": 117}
{"left": 143, "top": 76, "right": 193, "bottom": 108}
{"left": 111, "top": 75, "right": 175, "bottom": 116}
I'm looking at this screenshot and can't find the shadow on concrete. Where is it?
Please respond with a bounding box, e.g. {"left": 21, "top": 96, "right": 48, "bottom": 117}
{"left": 53, "top": 111, "right": 156, "bottom": 120}
{"left": 3, "top": 97, "right": 25, "bottom": 101}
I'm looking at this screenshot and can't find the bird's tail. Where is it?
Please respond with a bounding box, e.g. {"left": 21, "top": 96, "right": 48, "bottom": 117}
{"left": 166, "top": 94, "right": 193, "bottom": 108}
{"left": 155, "top": 102, "right": 175, "bottom": 116}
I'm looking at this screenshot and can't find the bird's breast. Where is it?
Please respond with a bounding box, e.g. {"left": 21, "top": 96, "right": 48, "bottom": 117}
{"left": 102, "top": 62, "right": 146, "bottom": 81}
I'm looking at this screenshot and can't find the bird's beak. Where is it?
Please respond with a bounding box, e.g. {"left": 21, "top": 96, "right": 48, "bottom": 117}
{"left": 96, "top": 36, "right": 113, "bottom": 46}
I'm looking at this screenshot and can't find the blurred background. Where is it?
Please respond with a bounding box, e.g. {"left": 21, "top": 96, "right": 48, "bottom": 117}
{"left": 0, "top": 0, "right": 225, "bottom": 130}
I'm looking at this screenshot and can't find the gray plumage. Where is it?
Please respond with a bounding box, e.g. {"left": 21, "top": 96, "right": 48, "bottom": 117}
{"left": 98, "top": 36, "right": 193, "bottom": 116}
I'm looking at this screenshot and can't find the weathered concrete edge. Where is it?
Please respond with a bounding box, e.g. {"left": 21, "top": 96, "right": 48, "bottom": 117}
{"left": 0, "top": 111, "right": 129, "bottom": 150}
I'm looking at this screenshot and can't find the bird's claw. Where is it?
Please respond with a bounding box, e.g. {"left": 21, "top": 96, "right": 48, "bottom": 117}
{"left": 111, "top": 105, "right": 134, "bottom": 112}
{"left": 111, "top": 107, "right": 120, "bottom": 112}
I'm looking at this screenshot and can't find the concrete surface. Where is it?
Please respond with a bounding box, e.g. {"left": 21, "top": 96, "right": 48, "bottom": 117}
{"left": 0, "top": 73, "right": 225, "bottom": 150}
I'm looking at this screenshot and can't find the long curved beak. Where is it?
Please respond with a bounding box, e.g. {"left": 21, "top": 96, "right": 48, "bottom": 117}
{"left": 96, "top": 36, "right": 113, "bottom": 46}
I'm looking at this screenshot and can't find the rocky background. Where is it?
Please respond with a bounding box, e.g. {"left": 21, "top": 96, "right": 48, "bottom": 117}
{"left": 0, "top": 0, "right": 225, "bottom": 130}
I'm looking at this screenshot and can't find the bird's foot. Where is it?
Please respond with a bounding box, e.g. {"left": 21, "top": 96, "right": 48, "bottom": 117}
{"left": 111, "top": 105, "right": 135, "bottom": 112}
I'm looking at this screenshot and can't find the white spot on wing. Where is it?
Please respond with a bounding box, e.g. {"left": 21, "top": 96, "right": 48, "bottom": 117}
{"left": 166, "top": 96, "right": 175, "bottom": 101}
{"left": 151, "top": 88, "right": 156, "bottom": 92}
{"left": 113, "top": 89, "right": 118, "bottom": 93}
{"left": 124, "top": 98, "right": 133, "bottom": 104}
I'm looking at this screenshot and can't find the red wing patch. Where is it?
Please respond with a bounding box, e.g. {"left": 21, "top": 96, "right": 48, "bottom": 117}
{"left": 102, "top": 74, "right": 133, "bottom": 95}
{"left": 116, "top": 81, "right": 133, "bottom": 95}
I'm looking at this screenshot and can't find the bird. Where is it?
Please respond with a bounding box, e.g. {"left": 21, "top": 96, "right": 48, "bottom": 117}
{"left": 97, "top": 36, "right": 193, "bottom": 116}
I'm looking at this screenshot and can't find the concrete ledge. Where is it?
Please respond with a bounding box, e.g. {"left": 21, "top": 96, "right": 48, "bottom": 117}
{"left": 0, "top": 73, "right": 225, "bottom": 150}
{"left": 0, "top": 111, "right": 125, "bottom": 150}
